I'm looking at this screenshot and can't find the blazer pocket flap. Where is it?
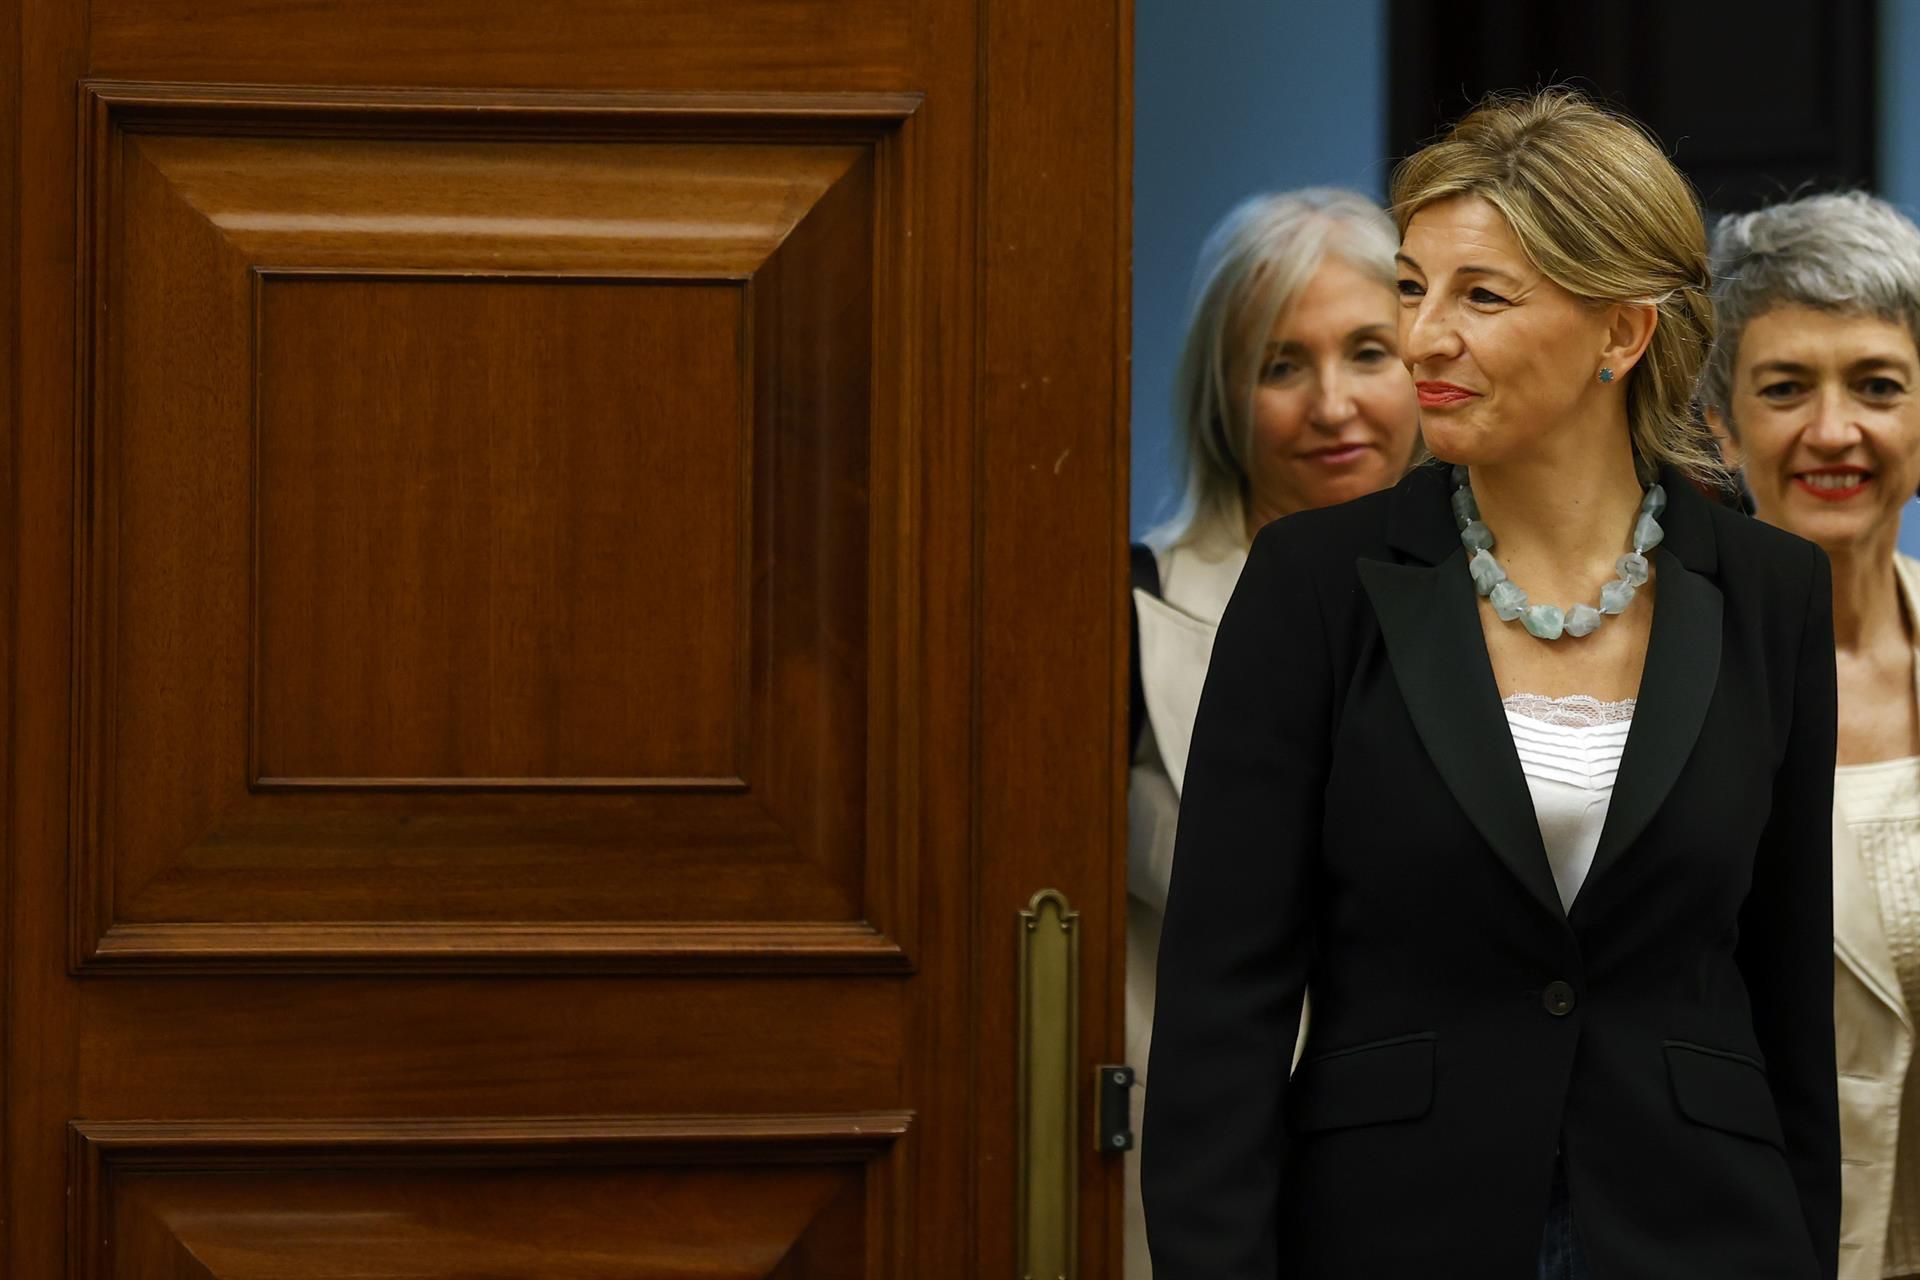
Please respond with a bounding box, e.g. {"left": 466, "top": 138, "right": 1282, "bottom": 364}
{"left": 1289, "top": 1033, "right": 1435, "bottom": 1134}
{"left": 1664, "top": 1041, "right": 1786, "bottom": 1149}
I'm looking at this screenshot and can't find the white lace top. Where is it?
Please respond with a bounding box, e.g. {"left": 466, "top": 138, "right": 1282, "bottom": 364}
{"left": 1503, "top": 693, "right": 1636, "bottom": 911}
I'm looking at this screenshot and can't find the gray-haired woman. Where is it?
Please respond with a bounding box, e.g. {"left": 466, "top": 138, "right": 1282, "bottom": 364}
{"left": 1126, "top": 188, "right": 1419, "bottom": 1278}
{"left": 1701, "top": 190, "right": 1920, "bottom": 1280}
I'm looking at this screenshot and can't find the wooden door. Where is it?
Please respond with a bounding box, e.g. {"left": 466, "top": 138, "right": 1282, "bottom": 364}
{"left": 0, "top": 1, "right": 1131, "bottom": 1274}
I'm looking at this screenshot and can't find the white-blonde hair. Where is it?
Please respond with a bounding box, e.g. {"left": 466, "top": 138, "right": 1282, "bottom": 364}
{"left": 1154, "top": 188, "right": 1399, "bottom": 549}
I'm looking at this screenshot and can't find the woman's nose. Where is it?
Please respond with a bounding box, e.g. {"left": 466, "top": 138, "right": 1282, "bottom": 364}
{"left": 1803, "top": 385, "right": 1865, "bottom": 449}
{"left": 1400, "top": 297, "right": 1460, "bottom": 367}
{"left": 1310, "top": 367, "right": 1357, "bottom": 426}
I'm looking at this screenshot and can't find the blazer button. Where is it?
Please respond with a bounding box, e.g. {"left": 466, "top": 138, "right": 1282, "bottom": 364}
{"left": 1543, "top": 981, "right": 1577, "bottom": 1016}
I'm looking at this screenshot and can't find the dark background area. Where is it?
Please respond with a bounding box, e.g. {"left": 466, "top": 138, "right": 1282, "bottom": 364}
{"left": 1388, "top": 0, "right": 1878, "bottom": 214}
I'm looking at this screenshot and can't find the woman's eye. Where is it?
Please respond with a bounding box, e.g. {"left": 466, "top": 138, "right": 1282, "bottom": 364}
{"left": 1758, "top": 381, "right": 1803, "bottom": 400}
{"left": 1860, "top": 376, "right": 1907, "bottom": 400}
{"left": 1261, "top": 360, "right": 1297, "bottom": 382}
{"left": 1354, "top": 346, "right": 1393, "bottom": 365}
{"left": 1467, "top": 287, "right": 1510, "bottom": 306}
{"left": 1396, "top": 279, "right": 1424, "bottom": 299}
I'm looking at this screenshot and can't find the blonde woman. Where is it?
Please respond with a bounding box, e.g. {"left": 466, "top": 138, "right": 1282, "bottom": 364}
{"left": 1125, "top": 188, "right": 1419, "bottom": 1280}
{"left": 1144, "top": 92, "right": 1839, "bottom": 1278}
{"left": 1700, "top": 191, "right": 1920, "bottom": 1280}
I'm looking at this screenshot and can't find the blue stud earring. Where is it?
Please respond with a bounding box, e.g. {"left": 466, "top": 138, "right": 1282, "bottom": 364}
{"left": 1598, "top": 367, "right": 1615, "bottom": 384}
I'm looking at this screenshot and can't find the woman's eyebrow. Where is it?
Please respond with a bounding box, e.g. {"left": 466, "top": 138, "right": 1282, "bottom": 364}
{"left": 1456, "top": 265, "right": 1523, "bottom": 287}
{"left": 1393, "top": 253, "right": 1521, "bottom": 288}
{"left": 1847, "top": 354, "right": 1917, "bottom": 376}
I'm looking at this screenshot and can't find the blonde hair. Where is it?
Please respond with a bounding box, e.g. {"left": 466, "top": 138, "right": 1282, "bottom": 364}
{"left": 1155, "top": 188, "right": 1400, "bottom": 550}
{"left": 1390, "top": 89, "right": 1723, "bottom": 483}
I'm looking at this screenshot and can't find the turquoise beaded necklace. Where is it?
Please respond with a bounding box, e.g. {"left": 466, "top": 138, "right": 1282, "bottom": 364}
{"left": 1451, "top": 464, "right": 1665, "bottom": 641}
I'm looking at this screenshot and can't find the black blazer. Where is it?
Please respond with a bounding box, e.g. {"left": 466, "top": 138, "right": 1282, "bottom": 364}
{"left": 1142, "top": 463, "right": 1840, "bottom": 1279}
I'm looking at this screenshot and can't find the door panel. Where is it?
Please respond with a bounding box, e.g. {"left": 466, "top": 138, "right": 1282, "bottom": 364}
{"left": 74, "top": 1115, "right": 906, "bottom": 1277}
{"left": 4, "top": 0, "right": 1127, "bottom": 1273}
{"left": 74, "top": 86, "right": 910, "bottom": 973}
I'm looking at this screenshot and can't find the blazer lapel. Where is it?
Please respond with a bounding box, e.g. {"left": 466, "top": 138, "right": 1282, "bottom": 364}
{"left": 1359, "top": 468, "right": 1565, "bottom": 920}
{"left": 1133, "top": 590, "right": 1219, "bottom": 796}
{"left": 1583, "top": 469, "right": 1723, "bottom": 895}
{"left": 1833, "top": 800, "right": 1911, "bottom": 1027}
{"left": 1582, "top": 551, "right": 1721, "bottom": 889}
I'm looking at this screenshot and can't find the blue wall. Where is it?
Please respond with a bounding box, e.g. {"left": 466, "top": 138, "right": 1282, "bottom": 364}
{"left": 1131, "top": 0, "right": 1388, "bottom": 536}
{"left": 1882, "top": 0, "right": 1920, "bottom": 559}
{"left": 1882, "top": 0, "right": 1920, "bottom": 218}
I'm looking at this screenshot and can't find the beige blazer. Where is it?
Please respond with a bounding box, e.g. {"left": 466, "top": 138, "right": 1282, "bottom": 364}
{"left": 1833, "top": 552, "right": 1920, "bottom": 1279}
{"left": 1126, "top": 531, "right": 1247, "bottom": 1084}
{"left": 1125, "top": 529, "right": 1245, "bottom": 1280}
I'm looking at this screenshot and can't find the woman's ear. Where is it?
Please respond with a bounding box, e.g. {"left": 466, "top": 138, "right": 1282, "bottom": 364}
{"left": 1600, "top": 301, "right": 1659, "bottom": 380}
{"left": 1704, "top": 405, "right": 1742, "bottom": 470}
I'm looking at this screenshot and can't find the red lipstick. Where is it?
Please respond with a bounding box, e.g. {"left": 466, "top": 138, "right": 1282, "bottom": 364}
{"left": 1793, "top": 466, "right": 1873, "bottom": 501}
{"left": 1416, "top": 381, "right": 1480, "bottom": 408}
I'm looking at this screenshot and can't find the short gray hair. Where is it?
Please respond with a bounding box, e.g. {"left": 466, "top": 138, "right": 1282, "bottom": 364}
{"left": 1155, "top": 188, "right": 1399, "bottom": 548}
{"left": 1699, "top": 191, "right": 1920, "bottom": 431}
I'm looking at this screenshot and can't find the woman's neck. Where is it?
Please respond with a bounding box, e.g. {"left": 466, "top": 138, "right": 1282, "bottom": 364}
{"left": 1236, "top": 495, "right": 1297, "bottom": 545}
{"left": 1244, "top": 494, "right": 1294, "bottom": 543}
{"left": 1827, "top": 529, "right": 1908, "bottom": 653}
{"left": 1466, "top": 434, "right": 1646, "bottom": 579}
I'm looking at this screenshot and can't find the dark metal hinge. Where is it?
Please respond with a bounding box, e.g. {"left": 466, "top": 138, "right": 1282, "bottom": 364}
{"left": 1097, "top": 1064, "right": 1134, "bottom": 1153}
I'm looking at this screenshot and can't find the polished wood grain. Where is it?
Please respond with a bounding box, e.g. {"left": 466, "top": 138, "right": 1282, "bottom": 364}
{"left": 977, "top": 0, "right": 1133, "bottom": 1273}
{"left": 69, "top": 86, "right": 909, "bottom": 973}
{"left": 0, "top": 0, "right": 16, "bottom": 1250}
{"left": 89, "top": 0, "right": 915, "bottom": 92}
{"left": 253, "top": 275, "right": 750, "bottom": 787}
{"left": 75, "top": 980, "right": 908, "bottom": 1116}
{"left": 107, "top": 1171, "right": 865, "bottom": 1276}
{"left": 73, "top": 1115, "right": 909, "bottom": 1277}
{"left": 121, "top": 133, "right": 871, "bottom": 276}
{"left": 3, "top": 0, "right": 1128, "bottom": 1274}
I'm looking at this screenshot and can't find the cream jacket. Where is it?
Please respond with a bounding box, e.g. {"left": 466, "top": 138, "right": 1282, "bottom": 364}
{"left": 1124, "top": 529, "right": 1246, "bottom": 1280}
{"left": 1126, "top": 530, "right": 1248, "bottom": 1092}
{"left": 1834, "top": 553, "right": 1920, "bottom": 1279}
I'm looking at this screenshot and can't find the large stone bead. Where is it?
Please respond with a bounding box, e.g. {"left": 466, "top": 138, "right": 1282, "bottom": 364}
{"left": 1632, "top": 513, "right": 1664, "bottom": 552}
{"left": 1451, "top": 487, "right": 1480, "bottom": 527}
{"left": 1461, "top": 520, "right": 1495, "bottom": 552}
{"left": 1642, "top": 483, "right": 1667, "bottom": 519}
{"left": 1616, "top": 551, "right": 1650, "bottom": 585}
{"left": 1489, "top": 580, "right": 1528, "bottom": 621}
{"left": 1522, "top": 604, "right": 1566, "bottom": 640}
{"left": 1599, "top": 578, "right": 1637, "bottom": 615}
{"left": 1468, "top": 548, "right": 1506, "bottom": 595}
{"left": 1565, "top": 603, "right": 1603, "bottom": 637}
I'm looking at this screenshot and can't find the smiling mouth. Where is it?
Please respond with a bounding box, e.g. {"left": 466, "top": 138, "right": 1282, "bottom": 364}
{"left": 1794, "top": 468, "right": 1874, "bottom": 501}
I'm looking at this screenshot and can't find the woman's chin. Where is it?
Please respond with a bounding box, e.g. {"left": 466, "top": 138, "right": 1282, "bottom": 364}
{"left": 1770, "top": 500, "right": 1897, "bottom": 559}
{"left": 1302, "top": 468, "right": 1396, "bottom": 511}
{"left": 1417, "top": 425, "right": 1472, "bottom": 464}
{"left": 1417, "top": 412, "right": 1513, "bottom": 464}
